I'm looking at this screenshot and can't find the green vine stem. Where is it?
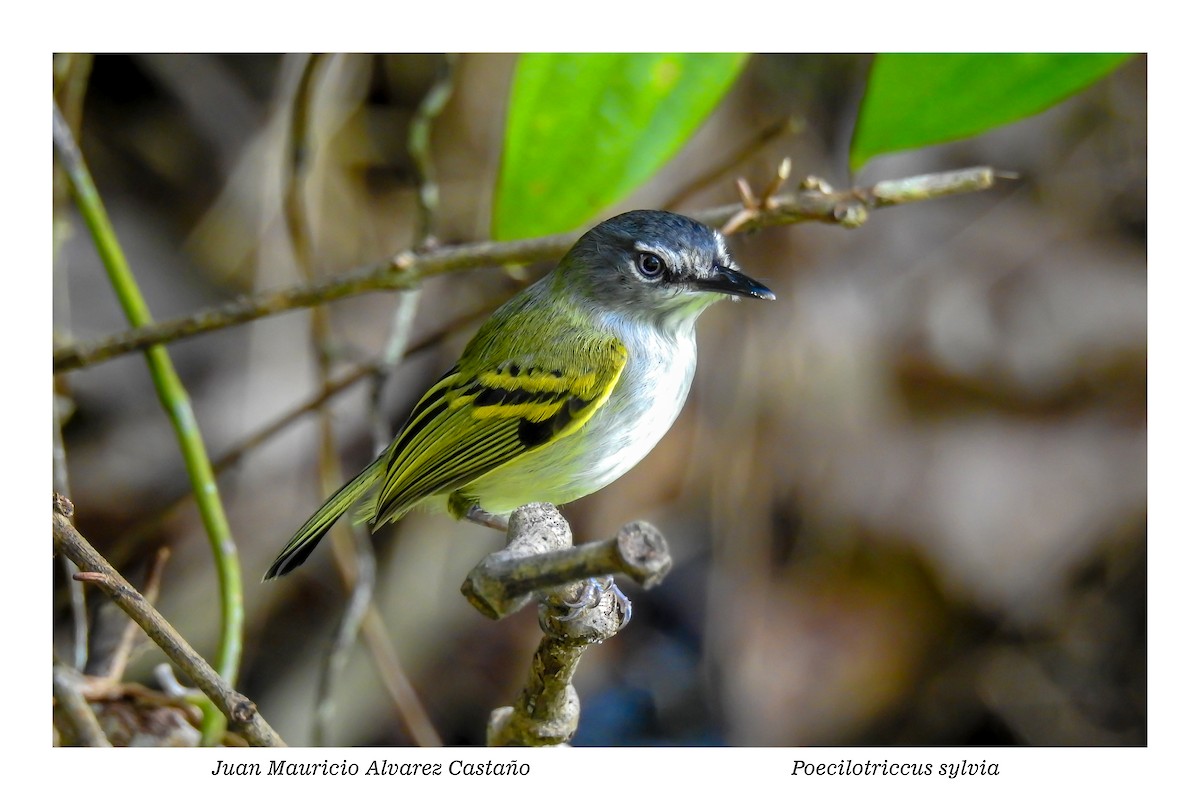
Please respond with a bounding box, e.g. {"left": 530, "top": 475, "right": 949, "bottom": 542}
{"left": 52, "top": 105, "right": 244, "bottom": 710}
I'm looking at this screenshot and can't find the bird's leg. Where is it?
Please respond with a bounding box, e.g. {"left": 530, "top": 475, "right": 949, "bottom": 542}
{"left": 464, "top": 503, "right": 510, "bottom": 532}
{"left": 449, "top": 492, "right": 511, "bottom": 531}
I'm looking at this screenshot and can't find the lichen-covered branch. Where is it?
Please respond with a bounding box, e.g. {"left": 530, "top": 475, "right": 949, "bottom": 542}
{"left": 462, "top": 514, "right": 671, "bottom": 620}
{"left": 462, "top": 503, "right": 671, "bottom": 746}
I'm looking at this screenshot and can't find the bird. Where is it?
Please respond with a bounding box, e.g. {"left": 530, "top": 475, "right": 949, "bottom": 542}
{"left": 265, "top": 209, "right": 774, "bottom": 579}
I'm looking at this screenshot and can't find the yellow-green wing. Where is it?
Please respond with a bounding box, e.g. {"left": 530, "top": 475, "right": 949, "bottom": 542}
{"left": 372, "top": 337, "right": 627, "bottom": 523}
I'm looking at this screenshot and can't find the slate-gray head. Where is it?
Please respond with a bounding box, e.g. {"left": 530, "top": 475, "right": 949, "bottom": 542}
{"left": 555, "top": 210, "right": 774, "bottom": 323}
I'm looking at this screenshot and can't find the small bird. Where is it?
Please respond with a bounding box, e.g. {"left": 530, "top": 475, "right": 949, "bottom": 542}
{"left": 265, "top": 210, "right": 774, "bottom": 579}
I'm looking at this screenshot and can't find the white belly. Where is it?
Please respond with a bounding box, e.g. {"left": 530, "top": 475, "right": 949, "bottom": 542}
{"left": 464, "top": 323, "right": 698, "bottom": 511}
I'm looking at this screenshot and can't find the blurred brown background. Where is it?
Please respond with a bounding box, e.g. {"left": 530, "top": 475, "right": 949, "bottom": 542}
{"left": 52, "top": 53, "right": 1146, "bottom": 746}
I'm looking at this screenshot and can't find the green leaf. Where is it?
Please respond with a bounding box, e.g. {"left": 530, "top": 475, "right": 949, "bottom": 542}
{"left": 493, "top": 53, "right": 748, "bottom": 240}
{"left": 850, "top": 53, "right": 1134, "bottom": 172}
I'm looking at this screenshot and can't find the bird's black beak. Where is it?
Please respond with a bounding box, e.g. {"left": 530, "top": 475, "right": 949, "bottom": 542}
{"left": 693, "top": 263, "right": 775, "bottom": 300}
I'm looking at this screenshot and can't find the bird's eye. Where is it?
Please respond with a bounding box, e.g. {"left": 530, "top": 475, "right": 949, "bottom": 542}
{"left": 636, "top": 252, "right": 665, "bottom": 279}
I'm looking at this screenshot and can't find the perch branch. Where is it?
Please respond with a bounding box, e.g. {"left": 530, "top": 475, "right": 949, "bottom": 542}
{"left": 463, "top": 518, "right": 671, "bottom": 620}
{"left": 463, "top": 504, "right": 671, "bottom": 746}
{"left": 52, "top": 165, "right": 996, "bottom": 373}
{"left": 52, "top": 495, "right": 286, "bottom": 747}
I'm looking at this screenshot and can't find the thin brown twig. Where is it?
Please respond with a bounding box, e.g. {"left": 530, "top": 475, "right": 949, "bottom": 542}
{"left": 84, "top": 547, "right": 170, "bottom": 682}
{"left": 279, "top": 55, "right": 444, "bottom": 748}
{"left": 52, "top": 57, "right": 92, "bottom": 663}
{"left": 320, "top": 52, "right": 456, "bottom": 749}
{"left": 52, "top": 164, "right": 996, "bottom": 374}
{"left": 362, "top": 606, "right": 443, "bottom": 745}
{"left": 332, "top": 53, "right": 458, "bottom": 749}
{"left": 281, "top": 54, "right": 358, "bottom": 748}
{"left": 368, "top": 52, "right": 459, "bottom": 450}
{"left": 723, "top": 158, "right": 793, "bottom": 235}
{"left": 408, "top": 53, "right": 457, "bottom": 251}
{"left": 53, "top": 657, "right": 111, "bottom": 747}
{"left": 91, "top": 547, "right": 170, "bottom": 682}
{"left": 662, "top": 114, "right": 803, "bottom": 211}
{"left": 52, "top": 235, "right": 574, "bottom": 372}
{"left": 290, "top": 53, "right": 380, "bottom": 747}
{"left": 52, "top": 495, "right": 286, "bottom": 747}
{"left": 54, "top": 392, "right": 89, "bottom": 671}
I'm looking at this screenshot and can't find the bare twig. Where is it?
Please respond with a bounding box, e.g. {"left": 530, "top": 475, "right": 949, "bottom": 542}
{"left": 362, "top": 606, "right": 444, "bottom": 746}
{"left": 316, "top": 519, "right": 374, "bottom": 748}
{"left": 663, "top": 114, "right": 803, "bottom": 211}
{"left": 870, "top": 167, "right": 1001, "bottom": 205}
{"left": 278, "top": 55, "right": 444, "bottom": 748}
{"left": 52, "top": 57, "right": 92, "bottom": 663}
{"left": 52, "top": 165, "right": 997, "bottom": 373}
{"left": 407, "top": 53, "right": 457, "bottom": 251}
{"left": 52, "top": 495, "right": 286, "bottom": 747}
{"left": 317, "top": 532, "right": 446, "bottom": 746}
{"left": 369, "top": 292, "right": 420, "bottom": 449}
{"left": 84, "top": 547, "right": 170, "bottom": 681}
{"left": 367, "top": 54, "right": 459, "bottom": 446}
{"left": 723, "top": 157, "right": 793, "bottom": 235}
{"left": 280, "top": 53, "right": 360, "bottom": 749}
{"left": 53, "top": 657, "right": 111, "bottom": 747}
{"left": 337, "top": 53, "right": 458, "bottom": 749}
{"left": 51, "top": 237, "right": 571, "bottom": 372}
{"left": 53, "top": 52, "right": 93, "bottom": 259}
{"left": 53, "top": 391, "right": 88, "bottom": 671}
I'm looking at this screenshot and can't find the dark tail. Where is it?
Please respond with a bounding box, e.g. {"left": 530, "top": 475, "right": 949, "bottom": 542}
{"left": 263, "top": 455, "right": 385, "bottom": 579}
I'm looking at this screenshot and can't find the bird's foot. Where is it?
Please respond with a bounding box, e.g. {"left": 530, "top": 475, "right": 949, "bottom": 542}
{"left": 557, "top": 576, "right": 631, "bottom": 628}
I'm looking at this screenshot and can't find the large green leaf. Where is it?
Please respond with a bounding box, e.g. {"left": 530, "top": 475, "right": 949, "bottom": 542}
{"left": 493, "top": 53, "right": 747, "bottom": 240}
{"left": 850, "top": 53, "right": 1134, "bottom": 172}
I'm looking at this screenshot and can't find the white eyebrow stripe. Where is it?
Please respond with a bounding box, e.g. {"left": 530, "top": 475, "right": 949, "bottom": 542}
{"left": 713, "top": 233, "right": 729, "bottom": 262}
